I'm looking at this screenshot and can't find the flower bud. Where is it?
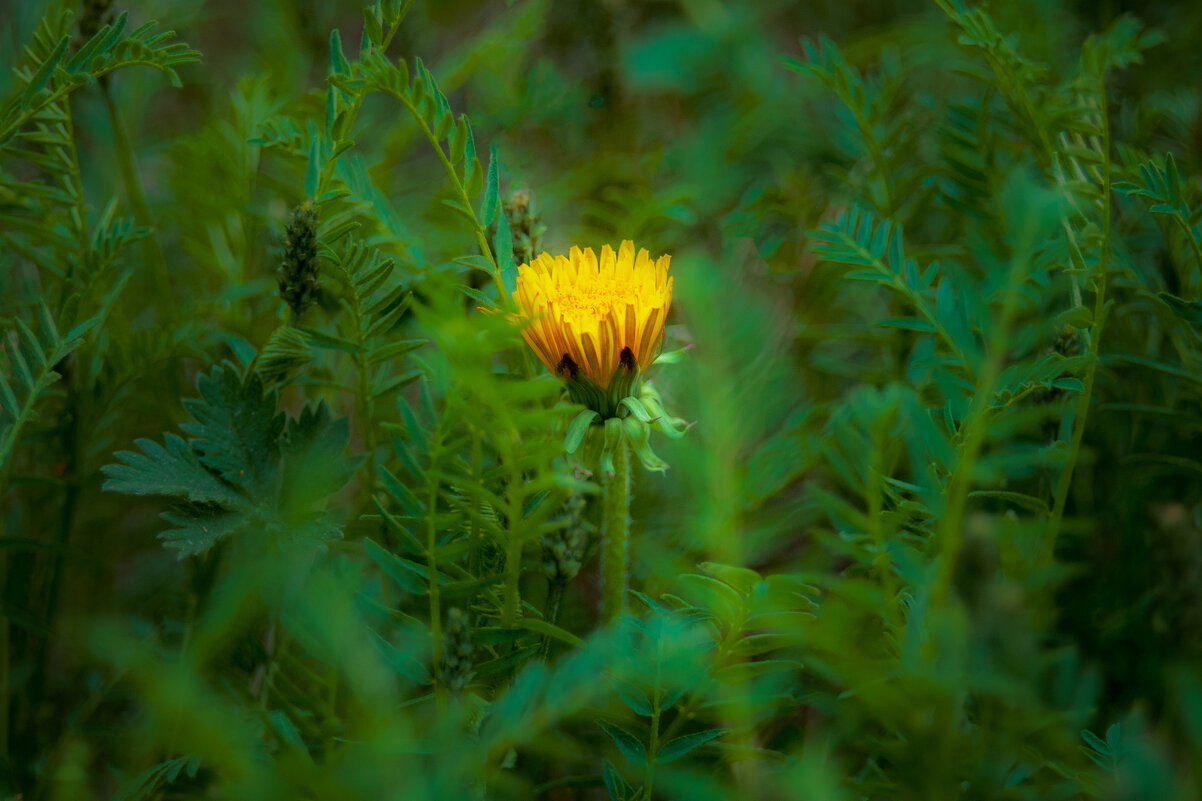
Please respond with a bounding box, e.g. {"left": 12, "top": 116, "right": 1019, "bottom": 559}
{"left": 438, "top": 606, "right": 475, "bottom": 691}
{"left": 278, "top": 201, "right": 320, "bottom": 319}
{"left": 541, "top": 493, "right": 590, "bottom": 582}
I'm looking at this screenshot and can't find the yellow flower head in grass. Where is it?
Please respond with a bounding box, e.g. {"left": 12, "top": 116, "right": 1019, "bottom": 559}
{"left": 513, "top": 241, "right": 672, "bottom": 405}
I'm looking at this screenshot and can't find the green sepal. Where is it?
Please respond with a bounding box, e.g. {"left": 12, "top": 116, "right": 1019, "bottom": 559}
{"left": 652, "top": 346, "right": 691, "bottom": 366}
{"left": 564, "top": 408, "right": 600, "bottom": 454}
{"left": 564, "top": 372, "right": 609, "bottom": 416}
{"left": 606, "top": 356, "right": 642, "bottom": 413}
{"left": 600, "top": 418, "right": 623, "bottom": 478}
{"left": 618, "top": 396, "right": 655, "bottom": 423}
{"left": 623, "top": 417, "right": 668, "bottom": 473}
{"left": 639, "top": 385, "right": 692, "bottom": 440}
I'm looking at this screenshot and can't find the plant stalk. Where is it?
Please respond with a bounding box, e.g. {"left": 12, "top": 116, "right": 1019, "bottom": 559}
{"left": 601, "top": 441, "right": 631, "bottom": 623}
{"left": 539, "top": 580, "right": 565, "bottom": 661}
{"left": 102, "top": 84, "right": 174, "bottom": 316}
{"left": 427, "top": 468, "right": 446, "bottom": 714}
{"left": 1043, "top": 86, "right": 1113, "bottom": 565}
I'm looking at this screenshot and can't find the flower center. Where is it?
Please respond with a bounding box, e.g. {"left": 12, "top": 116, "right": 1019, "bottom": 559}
{"left": 550, "top": 278, "right": 640, "bottom": 322}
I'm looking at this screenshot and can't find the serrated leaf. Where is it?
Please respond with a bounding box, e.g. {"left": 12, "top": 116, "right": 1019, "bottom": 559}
{"left": 180, "top": 366, "right": 283, "bottom": 501}
{"left": 101, "top": 433, "right": 246, "bottom": 508}
{"left": 279, "top": 402, "right": 362, "bottom": 519}
{"left": 158, "top": 506, "right": 246, "bottom": 559}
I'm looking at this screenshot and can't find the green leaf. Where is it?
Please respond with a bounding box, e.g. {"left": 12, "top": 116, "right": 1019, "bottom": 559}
{"left": 362, "top": 7, "right": 383, "bottom": 46}
{"left": 602, "top": 759, "right": 633, "bottom": 801}
{"left": 298, "top": 327, "right": 362, "bottom": 353}
{"left": 698, "top": 562, "right": 761, "bottom": 595}
{"left": 517, "top": 617, "right": 583, "bottom": 647}
{"left": 1158, "top": 292, "right": 1202, "bottom": 326}
{"left": 875, "top": 317, "right": 936, "bottom": 333}
{"left": 656, "top": 728, "right": 728, "bottom": 764}
{"left": 494, "top": 197, "right": 516, "bottom": 294}
{"left": 613, "top": 682, "right": 652, "bottom": 716}
{"left": 365, "top": 538, "right": 427, "bottom": 594}
{"left": 367, "top": 339, "right": 427, "bottom": 366}
{"left": 474, "top": 644, "right": 540, "bottom": 678}
{"left": 1057, "top": 305, "right": 1094, "bottom": 329}
{"left": 712, "top": 659, "right": 801, "bottom": 684}
{"left": 450, "top": 115, "right": 468, "bottom": 165}
{"left": 967, "top": 490, "right": 1050, "bottom": 515}
{"left": 329, "top": 30, "right": 351, "bottom": 76}
{"left": 370, "top": 629, "right": 431, "bottom": 684}
{"left": 378, "top": 465, "right": 423, "bottom": 517}
{"left": 0, "top": 374, "right": 19, "bottom": 420}
{"left": 482, "top": 145, "right": 500, "bottom": 226}
{"left": 597, "top": 721, "right": 646, "bottom": 765}
{"left": 370, "top": 368, "right": 423, "bottom": 400}
{"left": 22, "top": 34, "right": 69, "bottom": 105}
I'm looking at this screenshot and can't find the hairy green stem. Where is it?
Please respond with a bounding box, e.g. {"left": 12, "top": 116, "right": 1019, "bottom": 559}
{"left": 601, "top": 441, "right": 631, "bottom": 624}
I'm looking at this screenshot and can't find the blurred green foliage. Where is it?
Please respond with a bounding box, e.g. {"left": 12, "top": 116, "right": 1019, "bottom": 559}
{"left": 2, "top": 0, "right": 1202, "bottom": 798}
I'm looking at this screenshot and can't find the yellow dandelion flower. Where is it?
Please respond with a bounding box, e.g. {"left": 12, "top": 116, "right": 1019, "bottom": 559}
{"left": 513, "top": 241, "right": 673, "bottom": 391}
